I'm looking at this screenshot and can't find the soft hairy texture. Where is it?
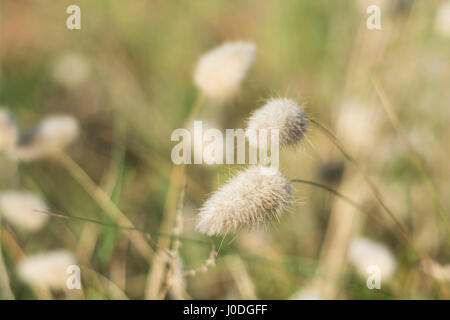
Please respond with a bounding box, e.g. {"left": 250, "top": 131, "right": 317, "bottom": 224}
{"left": 17, "top": 250, "right": 76, "bottom": 290}
{"left": 0, "top": 191, "right": 49, "bottom": 231}
{"left": 194, "top": 41, "right": 256, "bottom": 100}
{"left": 0, "top": 108, "right": 18, "bottom": 152}
{"left": 196, "top": 166, "right": 292, "bottom": 236}
{"left": 246, "top": 98, "right": 308, "bottom": 148}
{"left": 14, "top": 115, "right": 79, "bottom": 161}
{"left": 348, "top": 237, "right": 397, "bottom": 280}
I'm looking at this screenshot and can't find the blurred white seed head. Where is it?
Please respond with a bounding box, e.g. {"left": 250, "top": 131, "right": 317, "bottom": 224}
{"left": 194, "top": 41, "right": 256, "bottom": 100}
{"left": 246, "top": 98, "right": 308, "bottom": 148}
{"left": 336, "top": 99, "right": 381, "bottom": 154}
{"left": 427, "top": 261, "right": 450, "bottom": 283}
{"left": 14, "top": 115, "right": 79, "bottom": 161}
{"left": 196, "top": 166, "right": 292, "bottom": 236}
{"left": 17, "top": 250, "right": 76, "bottom": 290}
{"left": 0, "top": 191, "right": 49, "bottom": 231}
{"left": 52, "top": 52, "right": 91, "bottom": 88}
{"left": 348, "top": 237, "right": 397, "bottom": 280}
{"left": 435, "top": 1, "right": 450, "bottom": 37}
{"left": 0, "top": 108, "right": 18, "bottom": 152}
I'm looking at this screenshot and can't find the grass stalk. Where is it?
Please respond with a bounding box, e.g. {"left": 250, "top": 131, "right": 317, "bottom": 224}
{"left": 54, "top": 150, "right": 154, "bottom": 263}
{"left": 372, "top": 78, "right": 450, "bottom": 235}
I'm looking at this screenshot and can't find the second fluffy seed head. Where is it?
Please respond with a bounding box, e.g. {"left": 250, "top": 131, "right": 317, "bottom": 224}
{"left": 246, "top": 98, "right": 308, "bottom": 148}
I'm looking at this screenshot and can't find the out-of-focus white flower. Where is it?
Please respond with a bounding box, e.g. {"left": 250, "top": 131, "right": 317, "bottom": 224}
{"left": 0, "top": 191, "right": 49, "bottom": 232}
{"left": 17, "top": 250, "right": 76, "bottom": 290}
{"left": 0, "top": 108, "right": 18, "bottom": 152}
{"left": 52, "top": 52, "right": 90, "bottom": 88}
{"left": 427, "top": 261, "right": 450, "bottom": 283}
{"left": 194, "top": 41, "right": 256, "bottom": 100}
{"left": 336, "top": 99, "right": 381, "bottom": 155}
{"left": 14, "top": 115, "right": 79, "bottom": 161}
{"left": 435, "top": 1, "right": 450, "bottom": 37}
{"left": 348, "top": 237, "right": 397, "bottom": 280}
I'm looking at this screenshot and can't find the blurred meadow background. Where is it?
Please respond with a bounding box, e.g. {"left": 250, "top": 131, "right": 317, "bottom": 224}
{"left": 0, "top": 0, "right": 450, "bottom": 299}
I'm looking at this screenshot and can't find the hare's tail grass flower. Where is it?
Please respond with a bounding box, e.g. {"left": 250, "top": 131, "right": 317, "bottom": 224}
{"left": 13, "top": 114, "right": 80, "bottom": 162}
{"left": 245, "top": 98, "right": 308, "bottom": 149}
{"left": 0, "top": 190, "right": 49, "bottom": 232}
{"left": 194, "top": 41, "right": 256, "bottom": 101}
{"left": 196, "top": 166, "right": 292, "bottom": 236}
{"left": 16, "top": 250, "right": 76, "bottom": 290}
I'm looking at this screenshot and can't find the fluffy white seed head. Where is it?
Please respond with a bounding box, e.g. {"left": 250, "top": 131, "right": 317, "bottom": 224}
{"left": 17, "top": 250, "right": 76, "bottom": 290}
{"left": 194, "top": 41, "right": 256, "bottom": 100}
{"left": 0, "top": 108, "right": 18, "bottom": 152}
{"left": 348, "top": 237, "right": 397, "bottom": 280}
{"left": 427, "top": 261, "right": 450, "bottom": 283}
{"left": 0, "top": 191, "right": 49, "bottom": 231}
{"left": 336, "top": 99, "right": 381, "bottom": 154}
{"left": 246, "top": 98, "right": 308, "bottom": 148}
{"left": 435, "top": 1, "right": 450, "bottom": 37}
{"left": 52, "top": 52, "right": 90, "bottom": 88}
{"left": 14, "top": 115, "right": 79, "bottom": 161}
{"left": 196, "top": 166, "right": 292, "bottom": 236}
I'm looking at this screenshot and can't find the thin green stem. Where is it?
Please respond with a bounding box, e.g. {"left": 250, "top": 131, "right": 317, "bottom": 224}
{"left": 34, "top": 209, "right": 210, "bottom": 246}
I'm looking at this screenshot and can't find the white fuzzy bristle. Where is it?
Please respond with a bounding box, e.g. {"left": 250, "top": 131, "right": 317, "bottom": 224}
{"left": 194, "top": 41, "right": 256, "bottom": 100}
{"left": 196, "top": 166, "right": 292, "bottom": 236}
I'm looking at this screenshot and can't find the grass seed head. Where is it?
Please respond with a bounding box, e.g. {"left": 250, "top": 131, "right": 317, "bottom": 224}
{"left": 196, "top": 166, "right": 292, "bottom": 236}
{"left": 0, "top": 190, "right": 49, "bottom": 231}
{"left": 17, "top": 250, "right": 76, "bottom": 290}
{"left": 348, "top": 237, "right": 397, "bottom": 280}
{"left": 194, "top": 41, "right": 256, "bottom": 101}
{"left": 246, "top": 98, "right": 308, "bottom": 148}
{"left": 14, "top": 115, "right": 80, "bottom": 161}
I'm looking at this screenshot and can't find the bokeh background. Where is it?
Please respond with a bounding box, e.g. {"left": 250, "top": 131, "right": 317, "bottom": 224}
{"left": 1, "top": 0, "right": 449, "bottom": 299}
